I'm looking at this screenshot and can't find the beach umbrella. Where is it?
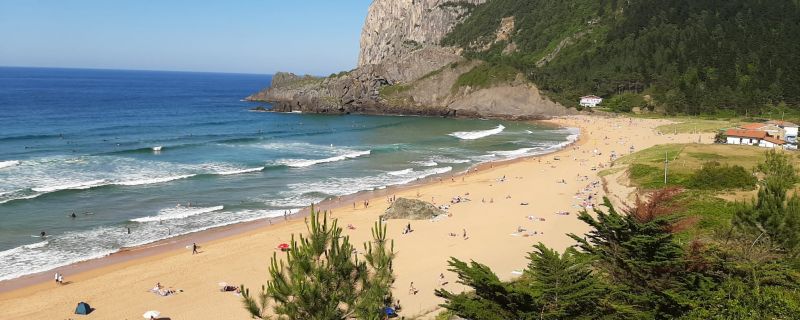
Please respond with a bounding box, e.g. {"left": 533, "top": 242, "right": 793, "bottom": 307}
{"left": 142, "top": 310, "right": 160, "bottom": 319}
{"left": 277, "top": 243, "right": 290, "bottom": 251}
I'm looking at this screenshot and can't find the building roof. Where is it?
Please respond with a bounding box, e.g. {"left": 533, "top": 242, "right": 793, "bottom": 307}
{"left": 725, "top": 129, "right": 767, "bottom": 139}
{"left": 739, "top": 123, "right": 768, "bottom": 130}
{"left": 768, "top": 120, "right": 799, "bottom": 128}
{"left": 764, "top": 136, "right": 786, "bottom": 145}
{"left": 580, "top": 95, "right": 602, "bottom": 100}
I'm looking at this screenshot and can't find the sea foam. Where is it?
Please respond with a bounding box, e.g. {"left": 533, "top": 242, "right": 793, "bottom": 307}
{"left": 281, "top": 150, "right": 371, "bottom": 168}
{"left": 131, "top": 205, "right": 225, "bottom": 223}
{"left": 449, "top": 125, "right": 505, "bottom": 140}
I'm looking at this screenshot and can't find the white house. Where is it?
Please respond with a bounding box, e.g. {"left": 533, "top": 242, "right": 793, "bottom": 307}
{"left": 725, "top": 128, "right": 785, "bottom": 149}
{"left": 768, "top": 120, "right": 799, "bottom": 144}
{"left": 579, "top": 95, "right": 603, "bottom": 108}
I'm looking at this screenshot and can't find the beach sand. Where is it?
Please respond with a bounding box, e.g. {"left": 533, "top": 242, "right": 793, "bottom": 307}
{"left": 0, "top": 115, "right": 712, "bottom": 319}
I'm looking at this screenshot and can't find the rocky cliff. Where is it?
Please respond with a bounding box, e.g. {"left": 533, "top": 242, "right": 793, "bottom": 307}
{"left": 246, "top": 0, "right": 574, "bottom": 119}
{"left": 358, "top": 0, "right": 485, "bottom": 68}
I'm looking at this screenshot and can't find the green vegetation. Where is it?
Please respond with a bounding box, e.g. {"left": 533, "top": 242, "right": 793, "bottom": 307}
{"left": 438, "top": 152, "right": 800, "bottom": 319}
{"left": 241, "top": 207, "right": 395, "bottom": 320}
{"left": 443, "top": 0, "right": 800, "bottom": 114}
{"left": 614, "top": 144, "right": 771, "bottom": 189}
{"left": 686, "top": 162, "right": 756, "bottom": 190}
{"left": 452, "top": 62, "right": 518, "bottom": 91}
{"left": 603, "top": 92, "right": 647, "bottom": 113}
{"left": 655, "top": 118, "right": 739, "bottom": 134}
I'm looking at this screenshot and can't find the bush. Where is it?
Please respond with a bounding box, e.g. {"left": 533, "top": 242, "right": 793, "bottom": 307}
{"left": 687, "top": 162, "right": 756, "bottom": 190}
{"left": 605, "top": 93, "right": 645, "bottom": 113}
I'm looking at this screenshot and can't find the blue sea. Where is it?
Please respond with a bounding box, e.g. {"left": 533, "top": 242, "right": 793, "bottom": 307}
{"left": 0, "top": 67, "right": 577, "bottom": 281}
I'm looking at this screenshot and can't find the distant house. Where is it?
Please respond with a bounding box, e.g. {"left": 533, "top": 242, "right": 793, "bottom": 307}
{"left": 579, "top": 95, "right": 603, "bottom": 108}
{"left": 725, "top": 129, "right": 767, "bottom": 146}
{"left": 724, "top": 129, "right": 785, "bottom": 149}
{"left": 767, "top": 120, "right": 799, "bottom": 144}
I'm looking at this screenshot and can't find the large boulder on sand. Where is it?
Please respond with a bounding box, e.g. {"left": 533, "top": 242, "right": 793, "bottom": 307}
{"left": 382, "top": 198, "right": 445, "bottom": 220}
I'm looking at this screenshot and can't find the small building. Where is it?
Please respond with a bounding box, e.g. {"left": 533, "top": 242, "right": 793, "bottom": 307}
{"left": 760, "top": 136, "right": 786, "bottom": 148}
{"left": 768, "top": 120, "right": 799, "bottom": 144}
{"left": 579, "top": 95, "right": 603, "bottom": 108}
{"left": 725, "top": 129, "right": 766, "bottom": 146}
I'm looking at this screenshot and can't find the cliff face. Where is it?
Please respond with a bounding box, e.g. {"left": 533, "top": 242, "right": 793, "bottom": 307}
{"left": 247, "top": 0, "right": 573, "bottom": 119}
{"left": 357, "top": 0, "right": 485, "bottom": 67}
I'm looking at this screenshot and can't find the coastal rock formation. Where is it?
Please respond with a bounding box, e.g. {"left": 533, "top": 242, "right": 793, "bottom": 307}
{"left": 381, "top": 198, "right": 445, "bottom": 220}
{"left": 358, "top": 0, "right": 485, "bottom": 67}
{"left": 246, "top": 0, "right": 573, "bottom": 119}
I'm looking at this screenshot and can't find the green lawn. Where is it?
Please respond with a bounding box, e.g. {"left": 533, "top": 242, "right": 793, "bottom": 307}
{"left": 606, "top": 143, "right": 800, "bottom": 240}
{"left": 655, "top": 118, "right": 740, "bottom": 134}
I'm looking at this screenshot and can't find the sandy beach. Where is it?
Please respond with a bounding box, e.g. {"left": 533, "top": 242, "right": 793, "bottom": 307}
{"left": 0, "top": 115, "right": 712, "bottom": 319}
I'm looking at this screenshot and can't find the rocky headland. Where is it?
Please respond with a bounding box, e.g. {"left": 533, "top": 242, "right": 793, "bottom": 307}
{"left": 246, "top": 0, "right": 575, "bottom": 119}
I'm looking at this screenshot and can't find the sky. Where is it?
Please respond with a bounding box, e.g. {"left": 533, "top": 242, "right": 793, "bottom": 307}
{"left": 0, "top": 0, "right": 372, "bottom": 75}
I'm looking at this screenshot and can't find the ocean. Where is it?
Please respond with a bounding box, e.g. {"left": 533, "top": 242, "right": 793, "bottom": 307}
{"left": 0, "top": 67, "right": 577, "bottom": 281}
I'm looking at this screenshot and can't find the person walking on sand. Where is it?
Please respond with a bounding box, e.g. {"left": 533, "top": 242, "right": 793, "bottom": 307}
{"left": 462, "top": 228, "right": 468, "bottom": 240}
{"left": 54, "top": 272, "right": 59, "bottom": 285}
{"left": 192, "top": 242, "right": 198, "bottom": 255}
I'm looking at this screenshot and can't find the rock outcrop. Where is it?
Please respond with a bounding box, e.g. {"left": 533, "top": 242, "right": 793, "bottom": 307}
{"left": 381, "top": 198, "right": 445, "bottom": 220}
{"left": 246, "top": 0, "right": 574, "bottom": 119}
{"left": 358, "top": 0, "right": 485, "bottom": 68}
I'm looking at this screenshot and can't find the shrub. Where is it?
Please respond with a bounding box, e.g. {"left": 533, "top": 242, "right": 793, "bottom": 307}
{"left": 687, "top": 161, "right": 756, "bottom": 190}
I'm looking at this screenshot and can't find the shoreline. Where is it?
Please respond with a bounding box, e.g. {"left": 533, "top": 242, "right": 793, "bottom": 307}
{"left": 0, "top": 115, "right": 711, "bottom": 319}
{"left": 0, "top": 119, "right": 579, "bottom": 296}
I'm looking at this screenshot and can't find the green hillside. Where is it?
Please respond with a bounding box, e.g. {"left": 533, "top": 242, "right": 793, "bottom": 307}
{"left": 443, "top": 0, "right": 800, "bottom": 115}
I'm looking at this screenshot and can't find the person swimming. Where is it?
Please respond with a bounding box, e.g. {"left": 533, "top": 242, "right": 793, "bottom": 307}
{"left": 70, "top": 212, "right": 77, "bottom": 219}
{"left": 40, "top": 231, "right": 46, "bottom": 238}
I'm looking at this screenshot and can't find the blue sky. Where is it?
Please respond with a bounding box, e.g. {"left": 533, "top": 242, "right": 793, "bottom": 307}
{"left": 0, "top": 0, "right": 372, "bottom": 75}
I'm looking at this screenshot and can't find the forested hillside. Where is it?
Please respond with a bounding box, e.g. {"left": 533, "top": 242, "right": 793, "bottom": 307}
{"left": 443, "top": 0, "right": 800, "bottom": 114}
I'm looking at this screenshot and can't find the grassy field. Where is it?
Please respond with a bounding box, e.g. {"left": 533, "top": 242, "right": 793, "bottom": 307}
{"left": 654, "top": 118, "right": 740, "bottom": 134}
{"left": 607, "top": 143, "right": 800, "bottom": 241}
{"left": 613, "top": 144, "right": 772, "bottom": 189}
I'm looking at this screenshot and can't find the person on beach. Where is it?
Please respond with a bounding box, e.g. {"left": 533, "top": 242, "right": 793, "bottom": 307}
{"left": 439, "top": 273, "right": 448, "bottom": 286}
{"left": 192, "top": 242, "right": 198, "bottom": 255}
{"left": 462, "top": 228, "right": 468, "bottom": 240}
{"left": 54, "top": 272, "right": 59, "bottom": 285}
{"left": 409, "top": 282, "right": 418, "bottom": 295}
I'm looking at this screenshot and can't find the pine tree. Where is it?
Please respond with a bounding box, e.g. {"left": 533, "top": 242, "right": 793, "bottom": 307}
{"left": 241, "top": 206, "right": 394, "bottom": 320}
{"left": 568, "top": 189, "right": 690, "bottom": 318}
{"left": 435, "top": 243, "right": 609, "bottom": 320}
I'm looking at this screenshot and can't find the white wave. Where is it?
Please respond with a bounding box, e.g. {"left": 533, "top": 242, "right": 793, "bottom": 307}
{"left": 449, "top": 125, "right": 505, "bottom": 140}
{"left": 0, "top": 160, "right": 20, "bottom": 169}
{"left": 430, "top": 156, "right": 471, "bottom": 164}
{"left": 114, "top": 174, "right": 196, "bottom": 186}
{"left": 152, "top": 146, "right": 163, "bottom": 152}
{"left": 262, "top": 194, "right": 327, "bottom": 208}
{"left": 31, "top": 179, "right": 108, "bottom": 193}
{"left": 493, "top": 147, "right": 537, "bottom": 158}
{"left": 288, "top": 166, "right": 453, "bottom": 197}
{"left": 214, "top": 167, "right": 264, "bottom": 175}
{"left": 132, "top": 205, "right": 225, "bottom": 223}
{"left": 412, "top": 160, "right": 438, "bottom": 167}
{"left": 388, "top": 168, "right": 413, "bottom": 176}
{"left": 281, "top": 150, "right": 371, "bottom": 168}
{"left": 0, "top": 207, "right": 297, "bottom": 281}
{"left": 525, "top": 130, "right": 534, "bottom": 134}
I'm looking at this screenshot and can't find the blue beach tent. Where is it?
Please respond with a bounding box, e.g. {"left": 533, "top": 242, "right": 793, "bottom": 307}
{"left": 383, "top": 306, "right": 398, "bottom": 318}
{"left": 75, "top": 302, "right": 91, "bottom": 315}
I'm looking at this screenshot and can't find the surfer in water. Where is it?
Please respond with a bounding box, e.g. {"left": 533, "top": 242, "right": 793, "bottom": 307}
{"left": 70, "top": 212, "right": 77, "bottom": 219}
{"left": 40, "top": 231, "right": 46, "bottom": 238}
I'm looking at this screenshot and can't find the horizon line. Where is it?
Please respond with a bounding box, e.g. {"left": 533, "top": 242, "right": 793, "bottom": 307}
{"left": 0, "top": 65, "right": 277, "bottom": 77}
